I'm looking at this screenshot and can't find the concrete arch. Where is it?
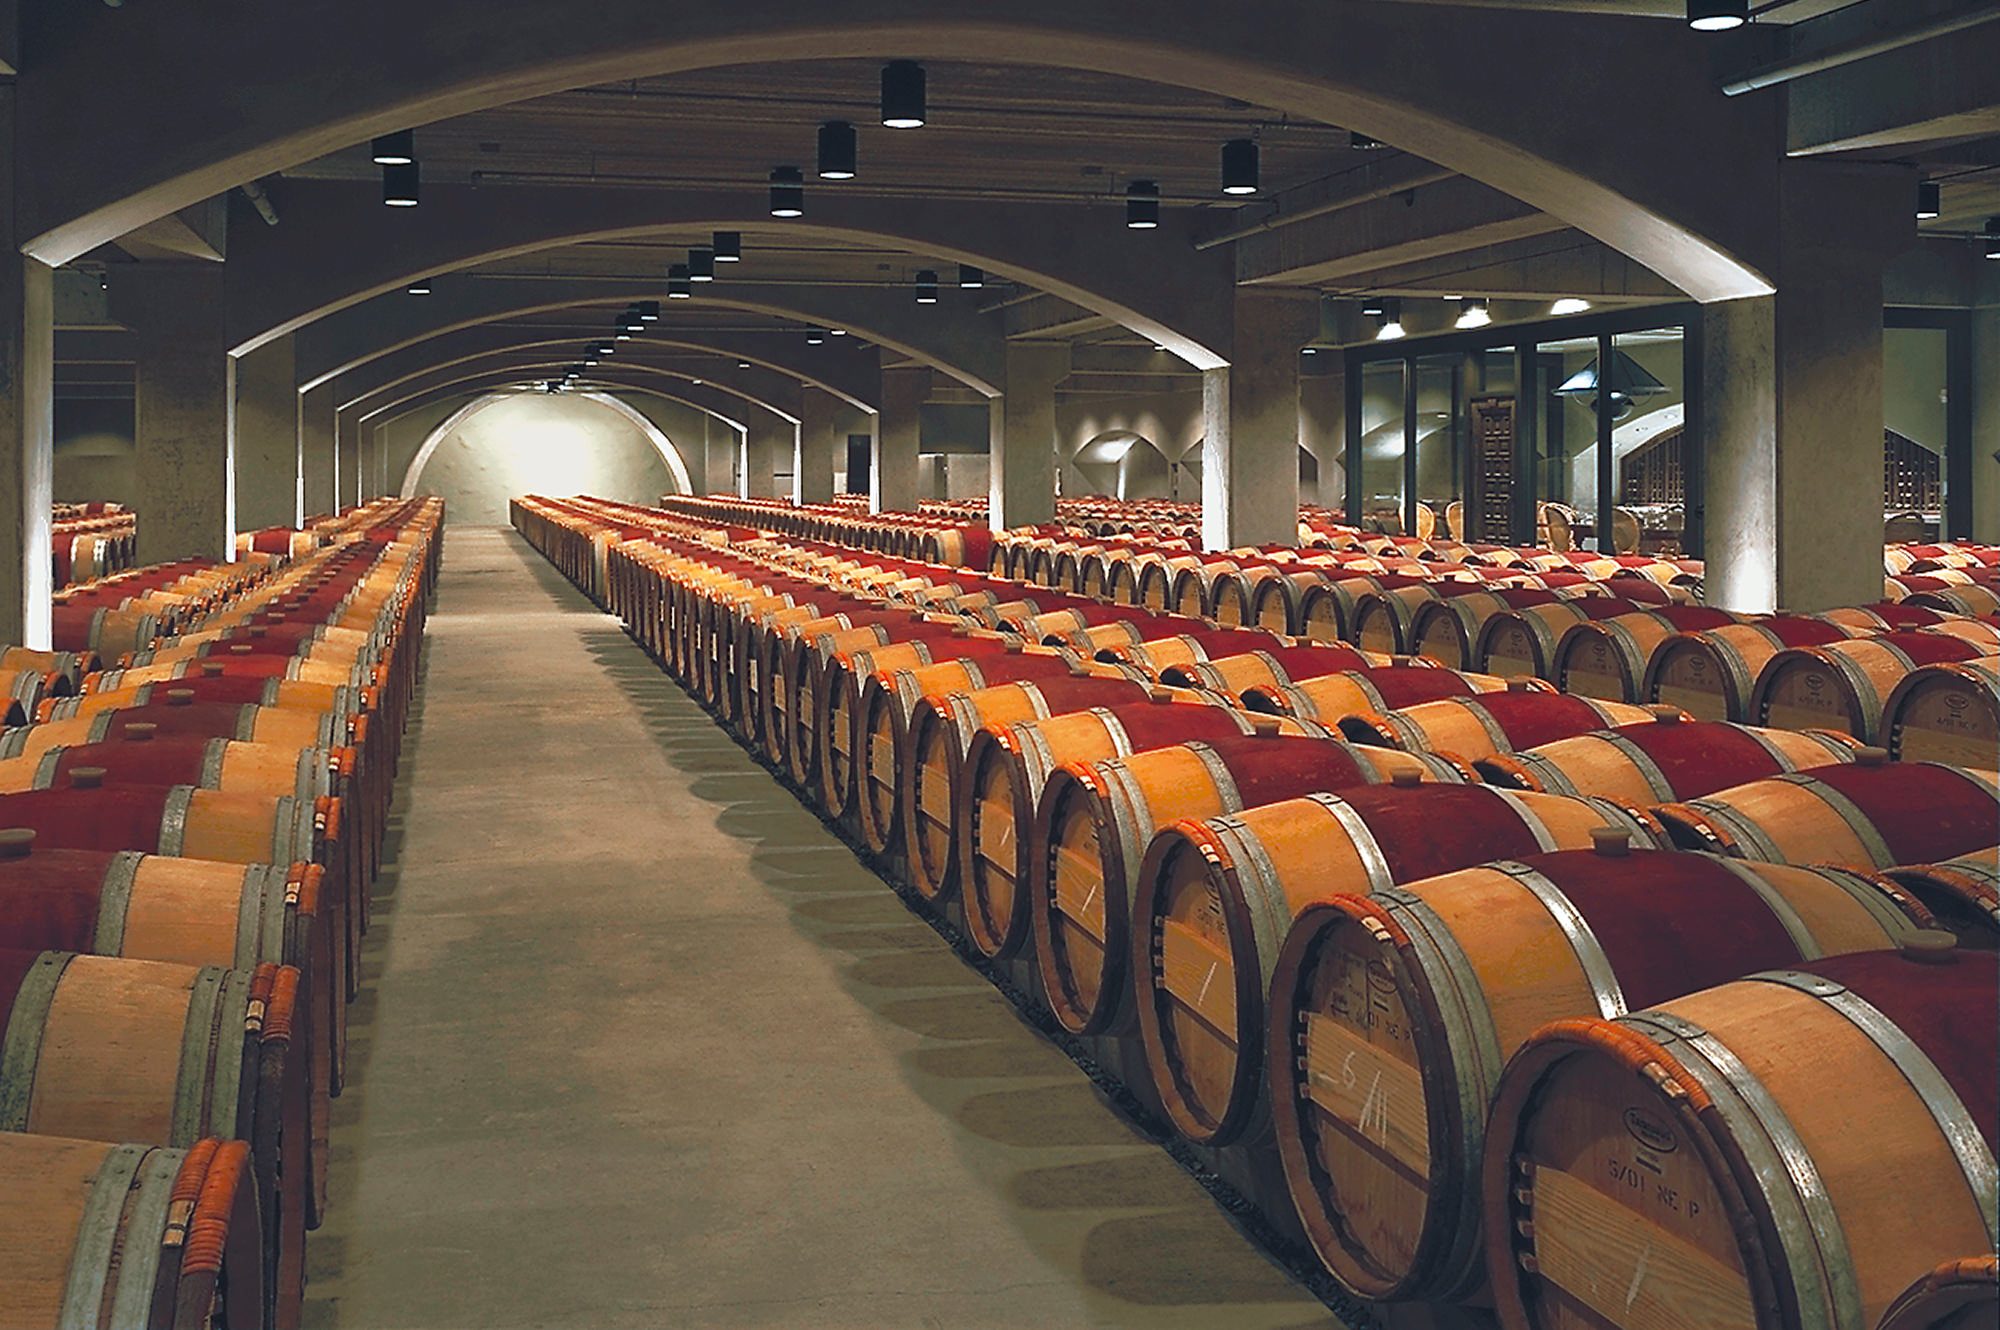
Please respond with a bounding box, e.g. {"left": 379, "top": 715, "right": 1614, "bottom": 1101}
{"left": 292, "top": 270, "right": 1005, "bottom": 398}
{"left": 397, "top": 390, "right": 693, "bottom": 499}
{"left": 31, "top": 2, "right": 1778, "bottom": 302}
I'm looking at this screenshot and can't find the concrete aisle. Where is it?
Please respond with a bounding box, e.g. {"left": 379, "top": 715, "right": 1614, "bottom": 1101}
{"left": 304, "top": 527, "right": 1347, "bottom": 1330}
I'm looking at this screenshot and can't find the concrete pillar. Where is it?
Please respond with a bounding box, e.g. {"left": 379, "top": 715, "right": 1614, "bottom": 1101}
{"left": 874, "top": 366, "right": 929, "bottom": 515}
{"left": 1972, "top": 304, "right": 2000, "bottom": 545}
{"left": 992, "top": 343, "right": 1069, "bottom": 531}
{"left": 337, "top": 412, "right": 362, "bottom": 509}
{"left": 113, "top": 265, "right": 231, "bottom": 564}
{"left": 741, "top": 424, "right": 782, "bottom": 499}
{"left": 0, "top": 116, "right": 55, "bottom": 645}
{"left": 794, "top": 389, "right": 840, "bottom": 505}
{"left": 299, "top": 383, "right": 337, "bottom": 518}
{"left": 1702, "top": 165, "right": 1906, "bottom": 612}
{"left": 231, "top": 333, "right": 298, "bottom": 530}
{"left": 1202, "top": 291, "right": 1320, "bottom": 552}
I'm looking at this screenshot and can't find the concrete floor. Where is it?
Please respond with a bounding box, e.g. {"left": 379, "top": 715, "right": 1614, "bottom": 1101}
{"left": 304, "top": 527, "right": 1348, "bottom": 1329}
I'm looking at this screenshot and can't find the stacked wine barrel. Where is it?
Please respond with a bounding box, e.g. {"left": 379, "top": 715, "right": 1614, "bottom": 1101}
{"left": 519, "top": 493, "right": 1998, "bottom": 1330}
{"left": 0, "top": 495, "right": 441, "bottom": 1329}
{"left": 52, "top": 502, "right": 138, "bottom": 588}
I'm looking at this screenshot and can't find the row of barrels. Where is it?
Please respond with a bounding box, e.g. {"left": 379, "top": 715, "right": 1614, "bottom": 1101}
{"left": 53, "top": 505, "right": 139, "bottom": 588}
{"left": 653, "top": 494, "right": 995, "bottom": 569}
{"left": 519, "top": 493, "right": 1999, "bottom": 1330}
{"left": 0, "top": 496, "right": 442, "bottom": 1329}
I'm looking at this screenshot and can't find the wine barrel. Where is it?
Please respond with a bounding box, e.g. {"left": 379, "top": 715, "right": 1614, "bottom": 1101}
{"left": 1645, "top": 616, "right": 1870, "bottom": 722}
{"left": 1131, "top": 784, "right": 1663, "bottom": 1144}
{"left": 958, "top": 694, "right": 1284, "bottom": 961}
{"left": 850, "top": 645, "right": 1083, "bottom": 856}
{"left": 1881, "top": 849, "right": 1999, "bottom": 947}
{"left": 1552, "top": 605, "right": 1750, "bottom": 701}
{"left": 85, "top": 649, "right": 378, "bottom": 694}
{"left": 1482, "top": 944, "right": 1996, "bottom": 1330}
{"left": 1249, "top": 663, "right": 1528, "bottom": 726}
{"left": 42, "top": 676, "right": 369, "bottom": 725}
{"left": 1656, "top": 756, "right": 2000, "bottom": 870}
{"left": 1408, "top": 587, "right": 1577, "bottom": 671}
{"left": 0, "top": 950, "right": 307, "bottom": 1327}
{"left": 1882, "top": 657, "right": 1999, "bottom": 767}
{"left": 1157, "top": 643, "right": 1391, "bottom": 702}
{"left": 8, "top": 727, "right": 339, "bottom": 807}
{"left": 1343, "top": 688, "right": 1654, "bottom": 762}
{"left": 1297, "top": 574, "right": 1430, "bottom": 645}
{"left": 0, "top": 645, "right": 94, "bottom": 693}
{"left": 1474, "top": 596, "right": 1650, "bottom": 682}
{"left": 901, "top": 672, "right": 1153, "bottom": 901}
{"left": 1904, "top": 585, "right": 2000, "bottom": 617}
{"left": 1110, "top": 627, "right": 1279, "bottom": 679}
{"left": 1878, "top": 1257, "right": 1999, "bottom": 1330}
{"left": 1032, "top": 741, "right": 1468, "bottom": 1038}
{"left": 0, "top": 1133, "right": 265, "bottom": 1330}
{"left": 1750, "top": 632, "right": 2000, "bottom": 743}
{"left": 1480, "top": 712, "right": 1859, "bottom": 803}
{"left": 1267, "top": 840, "right": 1929, "bottom": 1302}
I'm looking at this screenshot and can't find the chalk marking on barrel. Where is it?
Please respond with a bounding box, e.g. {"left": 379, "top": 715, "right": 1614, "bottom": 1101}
{"left": 1624, "top": 1242, "right": 1651, "bottom": 1312}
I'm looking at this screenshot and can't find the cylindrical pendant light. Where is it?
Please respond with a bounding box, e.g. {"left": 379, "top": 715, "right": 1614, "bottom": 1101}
{"left": 712, "top": 231, "right": 742, "bottom": 263}
{"left": 1985, "top": 218, "right": 2000, "bottom": 260}
{"left": 596, "top": 340, "right": 616, "bottom": 357}
{"left": 1126, "top": 180, "right": 1160, "bottom": 229}
{"left": 958, "top": 264, "right": 984, "bottom": 289}
{"left": 668, "top": 264, "right": 693, "bottom": 298}
{"left": 688, "top": 246, "right": 716, "bottom": 282}
{"left": 769, "top": 167, "right": 804, "bottom": 218}
{"left": 1221, "top": 138, "right": 1259, "bottom": 195}
{"left": 881, "top": 60, "right": 926, "bottom": 128}
{"left": 914, "top": 270, "right": 939, "bottom": 304}
{"left": 1916, "top": 179, "right": 1941, "bottom": 220}
{"left": 1687, "top": 0, "right": 1748, "bottom": 30}
{"left": 371, "top": 130, "right": 415, "bottom": 165}
{"left": 1359, "top": 295, "right": 1386, "bottom": 317}
{"left": 406, "top": 279, "right": 431, "bottom": 296}
{"left": 382, "top": 161, "right": 420, "bottom": 207}
{"left": 805, "top": 326, "right": 827, "bottom": 345}
{"left": 1349, "top": 131, "right": 1382, "bottom": 150}
{"left": 818, "top": 120, "right": 857, "bottom": 179}
{"left": 736, "top": 360, "right": 752, "bottom": 370}
{"left": 638, "top": 299, "right": 661, "bottom": 322}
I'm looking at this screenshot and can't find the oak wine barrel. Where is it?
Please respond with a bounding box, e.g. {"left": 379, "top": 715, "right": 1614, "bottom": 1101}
{"left": 1880, "top": 849, "right": 1999, "bottom": 947}
{"left": 1750, "top": 632, "right": 2000, "bottom": 744}
{"left": 1644, "top": 616, "right": 1869, "bottom": 722}
{"left": 1552, "top": 605, "right": 1749, "bottom": 701}
{"left": 1343, "top": 689, "right": 1657, "bottom": 763}
{"left": 1474, "top": 597, "right": 1649, "bottom": 682}
{"left": 1479, "top": 712, "right": 1859, "bottom": 804}
{"left": 1247, "top": 663, "right": 1529, "bottom": 727}
{"left": 1878, "top": 1257, "right": 1999, "bottom": 1330}
{"left": 1882, "top": 657, "right": 1999, "bottom": 767}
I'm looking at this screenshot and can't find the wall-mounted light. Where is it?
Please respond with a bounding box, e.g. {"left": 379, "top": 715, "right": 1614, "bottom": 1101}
{"left": 818, "top": 120, "right": 857, "bottom": 179}
{"left": 769, "top": 166, "right": 805, "bottom": 218}
{"left": 668, "top": 263, "right": 693, "bottom": 298}
{"left": 1687, "top": 0, "right": 1748, "bottom": 31}
{"left": 914, "top": 269, "right": 939, "bottom": 303}
{"left": 381, "top": 161, "right": 420, "bottom": 207}
{"left": 688, "top": 246, "right": 715, "bottom": 282}
{"left": 1126, "top": 180, "right": 1160, "bottom": 229}
{"left": 638, "top": 299, "right": 661, "bottom": 322}
{"left": 406, "top": 279, "right": 431, "bottom": 296}
{"left": 1375, "top": 298, "right": 1406, "bottom": 341}
{"left": 881, "top": 60, "right": 926, "bottom": 128}
{"left": 712, "top": 231, "right": 742, "bottom": 263}
{"left": 1917, "top": 179, "right": 1942, "bottom": 220}
{"left": 1550, "top": 297, "right": 1593, "bottom": 316}
{"left": 1221, "top": 138, "right": 1259, "bottom": 195}
{"left": 1454, "top": 297, "right": 1492, "bottom": 330}
{"left": 958, "top": 264, "right": 985, "bottom": 289}
{"left": 371, "top": 130, "right": 415, "bottom": 165}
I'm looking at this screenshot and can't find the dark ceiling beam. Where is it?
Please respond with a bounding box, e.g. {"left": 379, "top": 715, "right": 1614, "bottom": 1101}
{"left": 1236, "top": 176, "right": 1567, "bottom": 286}
{"left": 1785, "top": 16, "right": 2000, "bottom": 154}
{"left": 1318, "top": 231, "right": 1685, "bottom": 301}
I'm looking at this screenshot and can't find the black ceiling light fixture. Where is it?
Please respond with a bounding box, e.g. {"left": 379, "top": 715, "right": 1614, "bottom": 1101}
{"left": 818, "top": 120, "right": 858, "bottom": 179}
{"left": 595, "top": 340, "right": 616, "bottom": 357}
{"left": 736, "top": 360, "right": 752, "bottom": 370}
{"left": 1349, "top": 131, "right": 1383, "bottom": 150}
{"left": 406, "top": 279, "right": 431, "bottom": 296}
{"left": 881, "top": 60, "right": 926, "bottom": 128}
{"left": 769, "top": 166, "right": 805, "bottom": 218}
{"left": 1359, "top": 295, "right": 1387, "bottom": 317}
{"left": 688, "top": 246, "right": 716, "bottom": 282}
{"left": 805, "top": 326, "right": 827, "bottom": 345}
{"left": 381, "top": 161, "right": 420, "bottom": 207}
{"left": 712, "top": 231, "right": 742, "bottom": 263}
{"left": 638, "top": 299, "right": 661, "bottom": 322}
{"left": 958, "top": 264, "right": 985, "bottom": 289}
{"left": 621, "top": 306, "right": 647, "bottom": 334}
{"left": 1221, "top": 138, "right": 1260, "bottom": 195}
{"left": 372, "top": 130, "right": 415, "bottom": 165}
{"left": 1985, "top": 218, "right": 2000, "bottom": 260}
{"left": 668, "top": 263, "right": 693, "bottom": 298}
{"left": 1917, "top": 179, "right": 1942, "bottom": 221}
{"left": 914, "top": 269, "right": 940, "bottom": 303}
{"left": 1126, "top": 180, "right": 1161, "bottom": 229}
{"left": 1374, "top": 298, "right": 1406, "bottom": 342}
{"left": 829, "top": 326, "right": 847, "bottom": 337}
{"left": 1555, "top": 348, "right": 1671, "bottom": 420}
{"left": 1687, "top": 0, "right": 1749, "bottom": 31}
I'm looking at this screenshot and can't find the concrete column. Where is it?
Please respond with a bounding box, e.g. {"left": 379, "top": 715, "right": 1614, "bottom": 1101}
{"left": 992, "top": 343, "right": 1069, "bottom": 531}
{"left": 0, "top": 198, "right": 53, "bottom": 645}
{"left": 874, "top": 366, "right": 929, "bottom": 515}
{"left": 231, "top": 333, "right": 298, "bottom": 530}
{"left": 1702, "top": 165, "right": 1905, "bottom": 612}
{"left": 1202, "top": 291, "right": 1320, "bottom": 552}
{"left": 741, "top": 424, "right": 782, "bottom": 499}
{"left": 794, "top": 389, "right": 840, "bottom": 505}
{"left": 1972, "top": 303, "right": 2000, "bottom": 545}
{"left": 299, "top": 383, "right": 337, "bottom": 518}
{"left": 337, "top": 412, "right": 362, "bottom": 509}
{"left": 113, "top": 264, "right": 231, "bottom": 564}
